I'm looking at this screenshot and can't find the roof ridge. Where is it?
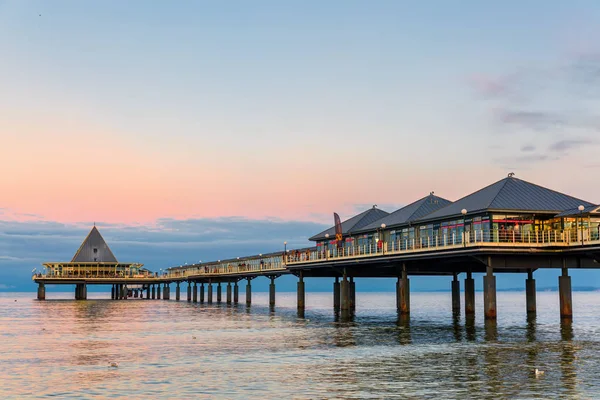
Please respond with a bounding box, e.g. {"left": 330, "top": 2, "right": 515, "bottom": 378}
{"left": 70, "top": 227, "right": 95, "bottom": 262}
{"left": 485, "top": 177, "right": 511, "bottom": 209}
{"left": 346, "top": 207, "right": 383, "bottom": 232}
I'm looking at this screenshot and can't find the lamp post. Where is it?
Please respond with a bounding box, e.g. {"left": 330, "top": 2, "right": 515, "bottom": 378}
{"left": 325, "top": 234, "right": 329, "bottom": 259}
{"left": 461, "top": 209, "right": 467, "bottom": 246}
{"left": 578, "top": 205, "right": 585, "bottom": 245}
{"left": 284, "top": 241, "right": 287, "bottom": 265}
{"left": 380, "top": 223, "right": 386, "bottom": 253}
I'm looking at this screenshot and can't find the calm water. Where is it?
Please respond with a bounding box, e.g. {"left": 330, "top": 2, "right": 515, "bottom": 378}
{"left": 1, "top": 290, "right": 600, "bottom": 399}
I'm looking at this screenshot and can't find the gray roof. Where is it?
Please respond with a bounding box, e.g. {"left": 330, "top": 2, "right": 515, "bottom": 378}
{"left": 555, "top": 205, "right": 600, "bottom": 217}
{"left": 357, "top": 193, "right": 453, "bottom": 232}
{"left": 309, "top": 207, "right": 390, "bottom": 241}
{"left": 418, "top": 176, "right": 595, "bottom": 222}
{"left": 71, "top": 226, "right": 118, "bottom": 263}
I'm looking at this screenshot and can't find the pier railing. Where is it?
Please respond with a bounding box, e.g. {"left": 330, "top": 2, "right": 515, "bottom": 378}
{"left": 287, "top": 228, "right": 600, "bottom": 265}
{"left": 165, "top": 255, "right": 286, "bottom": 279}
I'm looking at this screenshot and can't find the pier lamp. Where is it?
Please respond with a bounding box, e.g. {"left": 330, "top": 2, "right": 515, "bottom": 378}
{"left": 325, "top": 233, "right": 330, "bottom": 259}
{"left": 461, "top": 209, "right": 468, "bottom": 246}
{"left": 578, "top": 205, "right": 585, "bottom": 245}
{"left": 380, "top": 223, "right": 387, "bottom": 254}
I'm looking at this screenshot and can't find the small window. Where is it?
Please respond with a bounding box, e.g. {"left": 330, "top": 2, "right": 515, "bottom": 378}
{"left": 93, "top": 248, "right": 98, "bottom": 254}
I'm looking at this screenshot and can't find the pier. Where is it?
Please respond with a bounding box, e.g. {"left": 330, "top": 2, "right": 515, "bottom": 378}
{"left": 33, "top": 175, "right": 600, "bottom": 324}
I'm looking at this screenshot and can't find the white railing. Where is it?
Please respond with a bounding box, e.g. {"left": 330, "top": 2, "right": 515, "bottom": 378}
{"left": 165, "top": 255, "right": 286, "bottom": 279}
{"left": 286, "top": 228, "right": 600, "bottom": 265}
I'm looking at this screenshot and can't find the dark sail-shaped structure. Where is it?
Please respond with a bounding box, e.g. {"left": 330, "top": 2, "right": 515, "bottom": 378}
{"left": 71, "top": 226, "right": 118, "bottom": 263}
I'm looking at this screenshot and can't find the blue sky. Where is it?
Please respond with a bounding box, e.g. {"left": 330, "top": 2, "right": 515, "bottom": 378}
{"left": 2, "top": 1, "right": 600, "bottom": 291}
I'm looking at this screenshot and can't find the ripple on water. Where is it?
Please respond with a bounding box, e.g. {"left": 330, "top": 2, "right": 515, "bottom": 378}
{"left": 1, "top": 291, "right": 600, "bottom": 399}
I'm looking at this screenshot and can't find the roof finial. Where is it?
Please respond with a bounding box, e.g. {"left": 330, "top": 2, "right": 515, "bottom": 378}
{"left": 430, "top": 191, "right": 434, "bottom": 195}
{"left": 373, "top": 204, "right": 377, "bottom": 209}
{"left": 93, "top": 221, "right": 96, "bottom": 227}
{"left": 508, "top": 172, "right": 515, "bottom": 177}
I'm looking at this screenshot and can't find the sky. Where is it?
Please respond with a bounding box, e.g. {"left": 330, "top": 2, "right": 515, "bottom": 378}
{"left": 1, "top": 1, "right": 600, "bottom": 291}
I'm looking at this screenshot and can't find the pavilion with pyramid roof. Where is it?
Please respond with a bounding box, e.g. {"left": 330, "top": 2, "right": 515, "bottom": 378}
{"left": 37, "top": 225, "right": 145, "bottom": 299}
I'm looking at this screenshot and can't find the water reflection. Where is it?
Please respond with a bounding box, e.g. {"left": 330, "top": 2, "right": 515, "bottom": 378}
{"left": 396, "top": 314, "right": 411, "bottom": 345}
{"left": 526, "top": 313, "right": 536, "bottom": 342}
{"left": 465, "top": 314, "right": 476, "bottom": 341}
{"left": 452, "top": 312, "right": 462, "bottom": 342}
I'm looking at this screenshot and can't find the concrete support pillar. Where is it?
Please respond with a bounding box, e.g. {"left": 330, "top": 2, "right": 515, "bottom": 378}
{"left": 333, "top": 277, "right": 340, "bottom": 311}
{"left": 398, "top": 264, "right": 410, "bottom": 315}
{"left": 483, "top": 259, "right": 497, "bottom": 320}
{"left": 559, "top": 265, "right": 573, "bottom": 319}
{"left": 340, "top": 272, "right": 350, "bottom": 311}
{"left": 166, "top": 284, "right": 171, "bottom": 300}
{"left": 193, "top": 282, "right": 198, "bottom": 303}
{"left": 465, "top": 271, "right": 475, "bottom": 315}
{"left": 269, "top": 277, "right": 276, "bottom": 307}
{"left": 452, "top": 273, "right": 460, "bottom": 313}
{"left": 349, "top": 277, "right": 356, "bottom": 310}
{"left": 123, "top": 284, "right": 128, "bottom": 300}
{"left": 297, "top": 272, "right": 305, "bottom": 311}
{"left": 82, "top": 284, "right": 87, "bottom": 300}
{"left": 217, "top": 283, "right": 222, "bottom": 303}
{"left": 134, "top": 289, "right": 139, "bottom": 298}
{"left": 111, "top": 285, "right": 115, "bottom": 300}
{"left": 526, "top": 269, "right": 536, "bottom": 315}
{"left": 156, "top": 284, "right": 161, "bottom": 300}
{"left": 234, "top": 282, "right": 239, "bottom": 304}
{"left": 200, "top": 283, "right": 205, "bottom": 303}
{"left": 208, "top": 283, "right": 213, "bottom": 304}
{"left": 146, "top": 286, "right": 150, "bottom": 299}
{"left": 151, "top": 284, "right": 156, "bottom": 299}
{"left": 187, "top": 282, "right": 192, "bottom": 302}
{"left": 75, "top": 284, "right": 80, "bottom": 300}
{"left": 227, "top": 282, "right": 232, "bottom": 304}
{"left": 246, "top": 278, "right": 252, "bottom": 306}
{"left": 37, "top": 283, "right": 45, "bottom": 300}
{"left": 176, "top": 282, "right": 181, "bottom": 301}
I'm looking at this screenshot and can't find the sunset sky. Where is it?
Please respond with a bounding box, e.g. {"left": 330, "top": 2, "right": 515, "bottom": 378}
{"left": 2, "top": 1, "right": 600, "bottom": 289}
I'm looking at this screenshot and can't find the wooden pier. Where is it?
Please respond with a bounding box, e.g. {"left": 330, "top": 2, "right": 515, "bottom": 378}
{"left": 33, "top": 175, "right": 600, "bottom": 324}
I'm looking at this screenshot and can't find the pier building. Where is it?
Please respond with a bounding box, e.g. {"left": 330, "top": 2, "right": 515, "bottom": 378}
{"left": 33, "top": 174, "right": 600, "bottom": 324}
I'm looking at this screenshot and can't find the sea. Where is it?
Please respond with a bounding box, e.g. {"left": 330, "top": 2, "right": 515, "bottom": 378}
{"left": 1, "top": 290, "right": 599, "bottom": 399}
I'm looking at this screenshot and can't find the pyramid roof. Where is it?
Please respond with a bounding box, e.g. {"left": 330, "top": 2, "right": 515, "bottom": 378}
{"left": 71, "top": 226, "right": 118, "bottom": 263}
{"left": 357, "top": 193, "right": 452, "bottom": 232}
{"left": 418, "top": 176, "right": 595, "bottom": 222}
{"left": 309, "top": 207, "right": 390, "bottom": 241}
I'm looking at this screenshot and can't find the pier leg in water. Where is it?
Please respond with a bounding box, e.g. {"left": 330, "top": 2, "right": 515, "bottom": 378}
{"left": 37, "top": 283, "right": 45, "bottom": 300}
{"left": 465, "top": 270, "right": 475, "bottom": 316}
{"left": 187, "top": 282, "right": 191, "bottom": 302}
{"left": 74, "top": 284, "right": 79, "bottom": 300}
{"left": 200, "top": 283, "right": 205, "bottom": 303}
{"left": 152, "top": 284, "right": 156, "bottom": 299}
{"left": 176, "top": 282, "right": 181, "bottom": 301}
{"left": 234, "top": 282, "right": 239, "bottom": 304}
{"left": 227, "top": 282, "right": 232, "bottom": 304}
{"left": 483, "top": 258, "right": 497, "bottom": 320}
{"left": 217, "top": 283, "right": 222, "bottom": 303}
{"left": 297, "top": 272, "right": 305, "bottom": 312}
{"left": 269, "top": 277, "right": 276, "bottom": 307}
{"left": 349, "top": 277, "right": 356, "bottom": 311}
{"left": 82, "top": 284, "right": 87, "bottom": 300}
{"left": 399, "top": 264, "right": 410, "bottom": 315}
{"left": 146, "top": 286, "right": 150, "bottom": 299}
{"left": 559, "top": 263, "right": 573, "bottom": 319}
{"left": 208, "top": 282, "right": 213, "bottom": 304}
{"left": 452, "top": 273, "right": 460, "bottom": 314}
{"left": 340, "top": 271, "right": 350, "bottom": 312}
{"left": 526, "top": 269, "right": 536, "bottom": 315}
{"left": 123, "top": 284, "right": 127, "bottom": 300}
{"left": 156, "top": 284, "right": 161, "bottom": 300}
{"left": 333, "top": 277, "right": 340, "bottom": 311}
{"left": 111, "top": 285, "right": 115, "bottom": 300}
{"left": 193, "top": 282, "right": 198, "bottom": 303}
{"left": 246, "top": 278, "right": 252, "bottom": 306}
{"left": 134, "top": 289, "right": 138, "bottom": 298}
